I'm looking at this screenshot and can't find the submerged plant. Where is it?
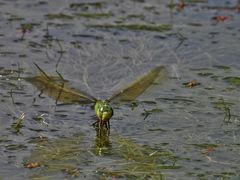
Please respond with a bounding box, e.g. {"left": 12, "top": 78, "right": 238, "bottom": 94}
{"left": 97, "top": 136, "right": 179, "bottom": 179}
{"left": 25, "top": 132, "right": 178, "bottom": 179}
{"left": 33, "top": 113, "right": 48, "bottom": 126}
{"left": 214, "top": 99, "right": 233, "bottom": 123}
{"left": 11, "top": 113, "right": 25, "bottom": 133}
{"left": 223, "top": 76, "right": 240, "bottom": 86}
{"left": 142, "top": 108, "right": 163, "bottom": 120}
{"left": 24, "top": 133, "right": 86, "bottom": 178}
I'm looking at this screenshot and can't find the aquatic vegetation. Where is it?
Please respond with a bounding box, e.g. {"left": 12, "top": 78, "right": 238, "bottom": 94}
{"left": 11, "top": 113, "right": 25, "bottom": 133}
{"left": 45, "top": 13, "right": 73, "bottom": 20}
{"left": 69, "top": 2, "right": 104, "bottom": 9}
{"left": 20, "top": 23, "right": 34, "bottom": 31}
{"left": 127, "top": 14, "right": 145, "bottom": 19}
{"left": 20, "top": 23, "right": 38, "bottom": 40}
{"left": 33, "top": 114, "right": 48, "bottom": 126}
{"left": 157, "top": 97, "right": 195, "bottom": 104}
{"left": 213, "top": 65, "right": 231, "bottom": 70}
{"left": 88, "top": 24, "right": 172, "bottom": 32}
{"left": 74, "top": 13, "right": 112, "bottom": 19}
{"left": 24, "top": 133, "right": 86, "bottom": 178}
{"left": 213, "top": 99, "right": 233, "bottom": 123}
{"left": 97, "top": 136, "right": 179, "bottom": 179}
{"left": 141, "top": 108, "right": 163, "bottom": 120}
{"left": 0, "top": 68, "right": 23, "bottom": 77}
{"left": 143, "top": 6, "right": 156, "bottom": 11}
{"left": 25, "top": 133, "right": 178, "bottom": 179}
{"left": 197, "top": 72, "right": 214, "bottom": 77}
{"left": 7, "top": 15, "right": 24, "bottom": 21}
{"left": 191, "top": 143, "right": 220, "bottom": 149}
{"left": 0, "top": 0, "right": 239, "bottom": 179}
{"left": 223, "top": 76, "right": 240, "bottom": 86}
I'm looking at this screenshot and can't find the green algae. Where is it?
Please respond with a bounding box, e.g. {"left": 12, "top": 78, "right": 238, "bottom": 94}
{"left": 69, "top": 2, "right": 104, "bottom": 9}
{"left": 223, "top": 76, "right": 240, "bottom": 86}
{"left": 191, "top": 143, "right": 220, "bottom": 148}
{"left": 45, "top": 13, "right": 73, "bottom": 20}
{"left": 213, "top": 65, "right": 231, "bottom": 70}
{"left": 74, "top": 13, "right": 112, "bottom": 19}
{"left": 88, "top": 23, "right": 172, "bottom": 32}
{"left": 25, "top": 132, "right": 178, "bottom": 179}
{"left": 8, "top": 15, "right": 24, "bottom": 21}
{"left": 197, "top": 72, "right": 214, "bottom": 77}
{"left": 213, "top": 99, "right": 234, "bottom": 122}
{"left": 142, "top": 108, "right": 163, "bottom": 120}
{"left": 11, "top": 113, "right": 25, "bottom": 134}
{"left": 20, "top": 23, "right": 34, "bottom": 31}
{"left": 127, "top": 14, "right": 145, "bottom": 19}
{"left": 24, "top": 133, "right": 86, "bottom": 178}
{"left": 97, "top": 136, "right": 179, "bottom": 179}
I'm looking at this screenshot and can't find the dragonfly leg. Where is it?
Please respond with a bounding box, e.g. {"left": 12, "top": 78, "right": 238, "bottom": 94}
{"left": 98, "top": 122, "right": 101, "bottom": 135}
{"left": 99, "top": 120, "right": 102, "bottom": 129}
{"left": 106, "top": 121, "right": 110, "bottom": 135}
{"left": 92, "top": 120, "right": 98, "bottom": 127}
{"left": 105, "top": 121, "right": 110, "bottom": 130}
{"left": 93, "top": 120, "right": 110, "bottom": 135}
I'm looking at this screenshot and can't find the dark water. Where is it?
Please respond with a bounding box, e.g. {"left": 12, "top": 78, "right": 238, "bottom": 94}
{"left": 0, "top": 0, "right": 240, "bottom": 179}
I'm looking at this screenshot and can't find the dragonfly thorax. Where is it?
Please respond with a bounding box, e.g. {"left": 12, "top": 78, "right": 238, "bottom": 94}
{"left": 94, "top": 100, "right": 113, "bottom": 122}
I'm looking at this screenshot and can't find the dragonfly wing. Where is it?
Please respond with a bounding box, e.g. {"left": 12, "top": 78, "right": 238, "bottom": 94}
{"left": 27, "top": 64, "right": 96, "bottom": 104}
{"left": 108, "top": 66, "right": 166, "bottom": 102}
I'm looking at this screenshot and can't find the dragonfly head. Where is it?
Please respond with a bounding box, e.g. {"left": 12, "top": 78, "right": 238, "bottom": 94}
{"left": 94, "top": 100, "right": 113, "bottom": 122}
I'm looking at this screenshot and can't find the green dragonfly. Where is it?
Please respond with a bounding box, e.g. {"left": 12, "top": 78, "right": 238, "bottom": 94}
{"left": 28, "top": 64, "right": 166, "bottom": 130}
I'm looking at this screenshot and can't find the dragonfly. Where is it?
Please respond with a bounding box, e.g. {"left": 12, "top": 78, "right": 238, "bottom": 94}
{"left": 28, "top": 63, "right": 166, "bottom": 130}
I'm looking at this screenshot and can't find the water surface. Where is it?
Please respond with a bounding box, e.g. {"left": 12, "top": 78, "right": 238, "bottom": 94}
{"left": 0, "top": 0, "right": 240, "bottom": 179}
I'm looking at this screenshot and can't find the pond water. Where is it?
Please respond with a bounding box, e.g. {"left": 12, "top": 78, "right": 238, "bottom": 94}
{"left": 0, "top": 0, "right": 240, "bottom": 179}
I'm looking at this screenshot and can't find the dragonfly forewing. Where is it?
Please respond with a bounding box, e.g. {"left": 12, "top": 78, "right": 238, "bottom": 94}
{"left": 107, "top": 66, "right": 167, "bottom": 102}
{"left": 28, "top": 64, "right": 96, "bottom": 104}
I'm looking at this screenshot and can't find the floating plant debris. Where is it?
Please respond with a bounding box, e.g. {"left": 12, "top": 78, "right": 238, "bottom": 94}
{"left": 183, "top": 80, "right": 201, "bottom": 88}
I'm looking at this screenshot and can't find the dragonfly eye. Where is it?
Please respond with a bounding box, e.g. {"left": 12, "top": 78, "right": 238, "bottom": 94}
{"left": 100, "top": 107, "right": 104, "bottom": 113}
{"left": 99, "top": 103, "right": 112, "bottom": 113}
